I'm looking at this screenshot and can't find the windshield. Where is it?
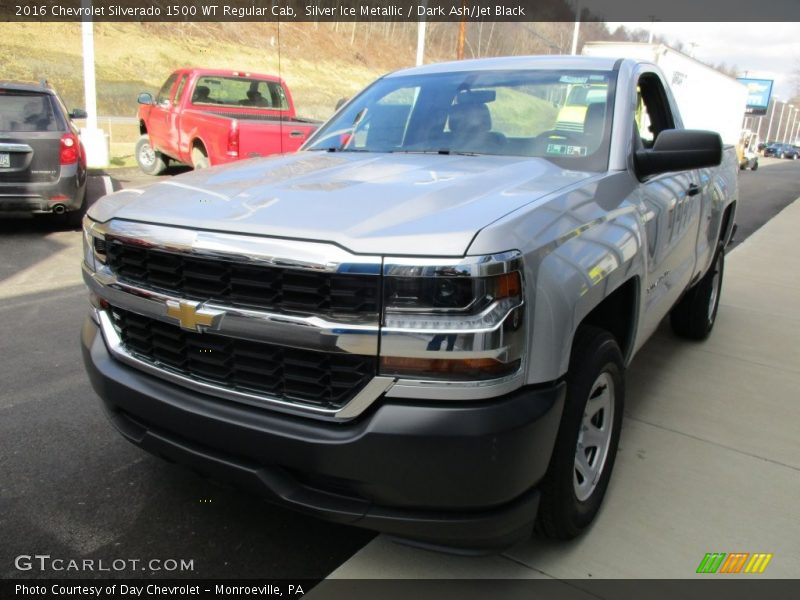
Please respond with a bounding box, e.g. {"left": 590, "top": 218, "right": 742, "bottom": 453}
{"left": 305, "top": 69, "right": 616, "bottom": 172}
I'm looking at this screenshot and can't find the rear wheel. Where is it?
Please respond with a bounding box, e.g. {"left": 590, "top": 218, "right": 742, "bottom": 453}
{"left": 670, "top": 246, "right": 724, "bottom": 340}
{"left": 65, "top": 191, "right": 87, "bottom": 229}
{"left": 191, "top": 146, "right": 210, "bottom": 170}
{"left": 536, "top": 326, "right": 624, "bottom": 540}
{"left": 135, "top": 135, "right": 167, "bottom": 175}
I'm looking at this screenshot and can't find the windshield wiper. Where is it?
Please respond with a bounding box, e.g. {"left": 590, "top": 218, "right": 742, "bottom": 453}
{"left": 390, "top": 149, "right": 480, "bottom": 156}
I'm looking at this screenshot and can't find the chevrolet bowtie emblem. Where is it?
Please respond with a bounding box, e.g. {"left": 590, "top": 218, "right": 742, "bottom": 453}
{"left": 165, "top": 300, "right": 223, "bottom": 332}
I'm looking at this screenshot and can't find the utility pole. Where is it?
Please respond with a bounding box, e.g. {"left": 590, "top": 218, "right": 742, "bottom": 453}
{"left": 570, "top": 1, "right": 581, "bottom": 55}
{"left": 79, "top": 0, "right": 108, "bottom": 167}
{"left": 456, "top": 0, "right": 467, "bottom": 60}
{"left": 416, "top": 0, "right": 426, "bottom": 66}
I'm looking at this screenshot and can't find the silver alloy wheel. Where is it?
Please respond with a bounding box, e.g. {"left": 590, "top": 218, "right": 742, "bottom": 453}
{"left": 707, "top": 253, "right": 722, "bottom": 322}
{"left": 139, "top": 142, "right": 156, "bottom": 167}
{"left": 574, "top": 372, "right": 615, "bottom": 502}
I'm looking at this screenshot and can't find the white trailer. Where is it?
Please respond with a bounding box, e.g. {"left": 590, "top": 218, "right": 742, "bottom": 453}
{"left": 582, "top": 42, "right": 747, "bottom": 146}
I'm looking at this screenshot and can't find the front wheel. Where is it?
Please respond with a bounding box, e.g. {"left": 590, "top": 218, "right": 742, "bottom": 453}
{"left": 135, "top": 135, "right": 167, "bottom": 175}
{"left": 536, "top": 326, "right": 624, "bottom": 540}
{"left": 751, "top": 160, "right": 759, "bottom": 171}
{"left": 670, "top": 246, "right": 724, "bottom": 340}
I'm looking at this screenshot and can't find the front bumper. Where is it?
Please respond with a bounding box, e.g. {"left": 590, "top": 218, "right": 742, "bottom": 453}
{"left": 81, "top": 316, "right": 565, "bottom": 550}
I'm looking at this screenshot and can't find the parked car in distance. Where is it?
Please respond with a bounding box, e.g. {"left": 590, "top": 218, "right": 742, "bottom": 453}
{"left": 763, "top": 142, "right": 799, "bottom": 159}
{"left": 136, "top": 69, "right": 320, "bottom": 174}
{"left": 0, "top": 80, "right": 88, "bottom": 226}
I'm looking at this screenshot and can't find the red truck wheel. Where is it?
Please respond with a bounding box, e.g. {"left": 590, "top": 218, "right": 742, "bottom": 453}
{"left": 135, "top": 135, "right": 167, "bottom": 175}
{"left": 191, "top": 146, "right": 210, "bottom": 170}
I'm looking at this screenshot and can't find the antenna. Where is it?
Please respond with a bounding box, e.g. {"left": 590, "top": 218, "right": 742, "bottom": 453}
{"left": 277, "top": 18, "right": 283, "bottom": 155}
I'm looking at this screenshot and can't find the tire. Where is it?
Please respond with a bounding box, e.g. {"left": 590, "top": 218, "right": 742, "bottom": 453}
{"left": 670, "top": 246, "right": 724, "bottom": 340}
{"left": 135, "top": 135, "right": 167, "bottom": 175}
{"left": 751, "top": 160, "right": 759, "bottom": 171}
{"left": 779, "top": 152, "right": 785, "bottom": 159}
{"left": 191, "top": 146, "right": 210, "bottom": 170}
{"left": 536, "top": 326, "right": 625, "bottom": 540}
{"left": 65, "top": 190, "right": 87, "bottom": 229}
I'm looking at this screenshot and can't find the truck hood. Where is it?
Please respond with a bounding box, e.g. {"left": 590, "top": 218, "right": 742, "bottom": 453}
{"left": 90, "top": 152, "right": 595, "bottom": 256}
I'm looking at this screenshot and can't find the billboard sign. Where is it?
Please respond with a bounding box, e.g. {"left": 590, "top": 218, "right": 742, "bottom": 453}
{"left": 737, "top": 78, "right": 774, "bottom": 115}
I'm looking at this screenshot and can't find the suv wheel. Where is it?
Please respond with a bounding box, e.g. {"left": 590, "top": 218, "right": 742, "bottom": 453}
{"left": 536, "top": 326, "right": 624, "bottom": 540}
{"left": 135, "top": 135, "right": 167, "bottom": 175}
{"left": 670, "top": 245, "right": 724, "bottom": 340}
{"left": 65, "top": 191, "right": 87, "bottom": 229}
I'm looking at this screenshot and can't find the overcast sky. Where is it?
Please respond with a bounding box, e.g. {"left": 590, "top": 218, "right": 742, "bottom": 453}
{"left": 606, "top": 22, "right": 800, "bottom": 100}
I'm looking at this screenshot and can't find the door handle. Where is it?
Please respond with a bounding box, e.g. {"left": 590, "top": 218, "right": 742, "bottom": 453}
{"left": 687, "top": 183, "right": 700, "bottom": 197}
{"left": 289, "top": 130, "right": 305, "bottom": 138}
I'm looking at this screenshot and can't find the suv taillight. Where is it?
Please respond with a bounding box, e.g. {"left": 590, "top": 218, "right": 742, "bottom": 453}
{"left": 227, "top": 120, "right": 239, "bottom": 157}
{"left": 60, "top": 133, "right": 79, "bottom": 165}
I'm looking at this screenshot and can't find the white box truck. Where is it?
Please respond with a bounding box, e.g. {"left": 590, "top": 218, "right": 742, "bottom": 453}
{"left": 582, "top": 42, "right": 747, "bottom": 147}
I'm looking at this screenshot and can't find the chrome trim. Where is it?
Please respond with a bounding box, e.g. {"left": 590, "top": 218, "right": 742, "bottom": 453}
{"left": 83, "top": 264, "right": 380, "bottom": 355}
{"left": 383, "top": 250, "right": 523, "bottom": 278}
{"left": 385, "top": 372, "right": 524, "bottom": 401}
{"left": 94, "top": 308, "right": 394, "bottom": 421}
{"left": 0, "top": 143, "right": 32, "bottom": 153}
{"left": 89, "top": 219, "right": 382, "bottom": 275}
{"left": 380, "top": 305, "right": 526, "bottom": 366}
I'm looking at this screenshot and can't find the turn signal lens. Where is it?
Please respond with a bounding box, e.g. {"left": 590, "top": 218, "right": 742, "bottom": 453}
{"left": 380, "top": 357, "right": 521, "bottom": 380}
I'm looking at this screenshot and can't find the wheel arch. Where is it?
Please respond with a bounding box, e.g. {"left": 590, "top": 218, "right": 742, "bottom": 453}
{"left": 574, "top": 277, "right": 640, "bottom": 366}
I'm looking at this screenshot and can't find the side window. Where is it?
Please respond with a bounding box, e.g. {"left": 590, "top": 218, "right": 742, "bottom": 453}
{"left": 156, "top": 74, "right": 178, "bottom": 105}
{"left": 635, "top": 73, "right": 675, "bottom": 148}
{"left": 173, "top": 75, "right": 188, "bottom": 106}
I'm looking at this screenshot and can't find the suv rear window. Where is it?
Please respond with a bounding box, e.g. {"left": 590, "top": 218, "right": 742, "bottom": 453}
{"left": 0, "top": 92, "right": 61, "bottom": 132}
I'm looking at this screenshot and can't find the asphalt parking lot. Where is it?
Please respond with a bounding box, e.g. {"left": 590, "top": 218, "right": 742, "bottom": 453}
{"left": 0, "top": 157, "right": 798, "bottom": 580}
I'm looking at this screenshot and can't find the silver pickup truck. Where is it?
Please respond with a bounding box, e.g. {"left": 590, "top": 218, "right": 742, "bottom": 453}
{"left": 81, "top": 56, "right": 737, "bottom": 550}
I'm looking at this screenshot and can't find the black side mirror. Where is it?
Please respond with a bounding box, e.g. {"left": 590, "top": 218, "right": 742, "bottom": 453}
{"left": 137, "top": 92, "right": 154, "bottom": 105}
{"left": 635, "top": 129, "right": 722, "bottom": 179}
{"left": 69, "top": 108, "right": 88, "bottom": 119}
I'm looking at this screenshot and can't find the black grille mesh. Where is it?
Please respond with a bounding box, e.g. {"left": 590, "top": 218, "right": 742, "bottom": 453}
{"left": 110, "top": 307, "right": 376, "bottom": 411}
{"left": 103, "top": 239, "right": 379, "bottom": 315}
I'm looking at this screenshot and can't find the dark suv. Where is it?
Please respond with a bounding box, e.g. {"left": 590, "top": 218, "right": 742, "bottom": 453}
{"left": 0, "top": 80, "right": 88, "bottom": 226}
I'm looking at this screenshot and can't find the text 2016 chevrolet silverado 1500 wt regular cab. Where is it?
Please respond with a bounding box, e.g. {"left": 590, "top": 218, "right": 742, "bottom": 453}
{"left": 81, "top": 56, "right": 737, "bottom": 550}
{"left": 136, "top": 68, "right": 319, "bottom": 174}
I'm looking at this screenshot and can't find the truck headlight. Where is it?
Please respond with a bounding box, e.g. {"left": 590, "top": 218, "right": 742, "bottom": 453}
{"left": 380, "top": 252, "right": 526, "bottom": 381}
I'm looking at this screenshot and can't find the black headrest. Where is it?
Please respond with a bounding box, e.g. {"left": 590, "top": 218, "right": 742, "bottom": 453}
{"left": 193, "top": 86, "right": 210, "bottom": 99}
{"left": 449, "top": 103, "right": 491, "bottom": 135}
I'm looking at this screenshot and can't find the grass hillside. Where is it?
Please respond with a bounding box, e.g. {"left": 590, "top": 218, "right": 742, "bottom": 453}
{"left": 0, "top": 22, "right": 428, "bottom": 120}
{"left": 1, "top": 22, "right": 448, "bottom": 165}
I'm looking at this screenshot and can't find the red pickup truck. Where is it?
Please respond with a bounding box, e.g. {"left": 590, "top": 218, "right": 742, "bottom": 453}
{"left": 136, "top": 69, "right": 319, "bottom": 174}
